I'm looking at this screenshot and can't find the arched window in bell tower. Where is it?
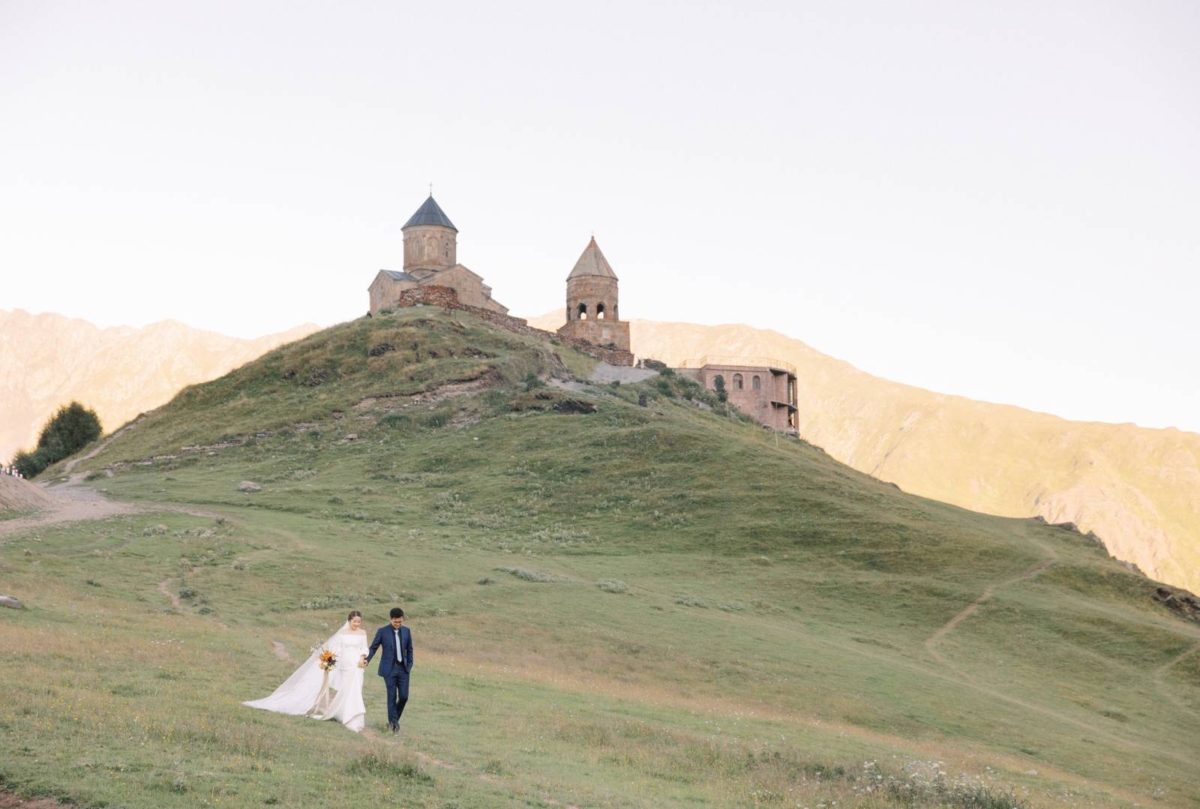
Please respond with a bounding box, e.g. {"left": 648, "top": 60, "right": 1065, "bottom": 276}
{"left": 577, "top": 302, "right": 588, "bottom": 320}
{"left": 596, "top": 303, "right": 606, "bottom": 320}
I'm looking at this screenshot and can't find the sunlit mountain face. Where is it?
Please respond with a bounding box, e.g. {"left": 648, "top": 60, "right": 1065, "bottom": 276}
{"left": 0, "top": 309, "right": 319, "bottom": 466}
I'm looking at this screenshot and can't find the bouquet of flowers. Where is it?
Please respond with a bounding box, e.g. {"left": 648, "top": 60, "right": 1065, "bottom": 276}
{"left": 318, "top": 649, "right": 338, "bottom": 672}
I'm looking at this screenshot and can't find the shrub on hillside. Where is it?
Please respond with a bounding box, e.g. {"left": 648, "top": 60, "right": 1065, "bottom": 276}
{"left": 12, "top": 401, "right": 102, "bottom": 478}
{"left": 653, "top": 376, "right": 676, "bottom": 398}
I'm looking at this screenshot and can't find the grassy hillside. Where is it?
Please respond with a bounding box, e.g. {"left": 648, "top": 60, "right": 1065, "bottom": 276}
{"left": 592, "top": 317, "right": 1200, "bottom": 596}
{"left": 2, "top": 308, "right": 1198, "bottom": 808}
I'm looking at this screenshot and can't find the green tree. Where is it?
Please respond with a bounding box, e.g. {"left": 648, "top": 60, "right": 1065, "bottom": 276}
{"left": 11, "top": 449, "right": 48, "bottom": 479}
{"left": 713, "top": 375, "right": 728, "bottom": 403}
{"left": 12, "top": 402, "right": 102, "bottom": 478}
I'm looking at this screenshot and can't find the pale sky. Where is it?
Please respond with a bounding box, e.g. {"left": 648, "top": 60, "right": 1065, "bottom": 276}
{"left": 2, "top": 1, "right": 1198, "bottom": 433}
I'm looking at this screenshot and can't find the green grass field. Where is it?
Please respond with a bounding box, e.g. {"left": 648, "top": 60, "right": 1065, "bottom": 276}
{"left": 2, "top": 308, "right": 1197, "bottom": 808}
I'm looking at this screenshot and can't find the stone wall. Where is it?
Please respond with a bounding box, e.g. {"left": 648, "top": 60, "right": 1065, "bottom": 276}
{"left": 558, "top": 319, "right": 631, "bottom": 353}
{"left": 395, "top": 286, "right": 634, "bottom": 366}
{"left": 433, "top": 265, "right": 509, "bottom": 314}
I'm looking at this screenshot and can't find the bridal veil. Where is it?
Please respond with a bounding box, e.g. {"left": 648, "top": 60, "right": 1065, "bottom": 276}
{"left": 244, "top": 621, "right": 350, "bottom": 716}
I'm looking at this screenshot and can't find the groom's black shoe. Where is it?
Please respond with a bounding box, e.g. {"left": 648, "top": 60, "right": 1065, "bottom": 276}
{"left": 389, "top": 723, "right": 399, "bottom": 734}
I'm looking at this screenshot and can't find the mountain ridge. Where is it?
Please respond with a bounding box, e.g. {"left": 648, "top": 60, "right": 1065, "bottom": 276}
{"left": 0, "top": 308, "right": 320, "bottom": 464}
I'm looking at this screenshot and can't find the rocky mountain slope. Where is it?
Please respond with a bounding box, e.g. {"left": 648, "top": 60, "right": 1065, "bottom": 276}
{"left": 542, "top": 314, "right": 1200, "bottom": 595}
{"left": 0, "top": 309, "right": 319, "bottom": 464}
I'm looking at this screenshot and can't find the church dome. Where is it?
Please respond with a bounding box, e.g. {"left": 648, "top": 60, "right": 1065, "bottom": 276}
{"left": 403, "top": 196, "right": 457, "bottom": 232}
{"left": 567, "top": 237, "right": 618, "bottom": 280}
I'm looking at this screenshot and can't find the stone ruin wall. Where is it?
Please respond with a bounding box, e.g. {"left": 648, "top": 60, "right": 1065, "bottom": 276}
{"left": 394, "top": 286, "right": 634, "bottom": 366}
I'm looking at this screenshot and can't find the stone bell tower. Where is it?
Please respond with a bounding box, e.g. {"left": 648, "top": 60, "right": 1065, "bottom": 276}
{"left": 557, "top": 237, "right": 630, "bottom": 352}
{"left": 402, "top": 195, "right": 457, "bottom": 278}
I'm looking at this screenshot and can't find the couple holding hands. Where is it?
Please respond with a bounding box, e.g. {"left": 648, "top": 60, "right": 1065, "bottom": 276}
{"left": 245, "top": 607, "right": 413, "bottom": 734}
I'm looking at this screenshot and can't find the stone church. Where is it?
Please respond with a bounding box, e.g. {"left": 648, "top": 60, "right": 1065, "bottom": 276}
{"left": 368, "top": 196, "right": 631, "bottom": 355}
{"left": 368, "top": 194, "right": 801, "bottom": 427}
{"left": 368, "top": 196, "right": 510, "bottom": 316}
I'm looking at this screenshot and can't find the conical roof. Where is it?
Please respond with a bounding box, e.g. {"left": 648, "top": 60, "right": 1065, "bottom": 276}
{"left": 567, "top": 237, "right": 618, "bottom": 281}
{"left": 403, "top": 195, "right": 457, "bottom": 232}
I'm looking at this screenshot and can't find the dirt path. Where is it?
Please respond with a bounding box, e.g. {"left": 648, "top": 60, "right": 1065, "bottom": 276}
{"left": 924, "top": 554, "right": 1057, "bottom": 665}
{"left": 1152, "top": 640, "right": 1200, "bottom": 714}
{"left": 156, "top": 578, "right": 182, "bottom": 609}
{"left": 64, "top": 418, "right": 142, "bottom": 474}
{"left": 0, "top": 470, "right": 228, "bottom": 544}
{"left": 0, "top": 474, "right": 142, "bottom": 540}
{"left": 0, "top": 790, "right": 68, "bottom": 808}
{"left": 911, "top": 546, "right": 1197, "bottom": 764}
{"left": 0, "top": 417, "right": 225, "bottom": 542}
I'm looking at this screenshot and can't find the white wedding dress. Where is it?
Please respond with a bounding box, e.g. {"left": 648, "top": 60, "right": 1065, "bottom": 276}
{"left": 244, "top": 624, "right": 368, "bottom": 733}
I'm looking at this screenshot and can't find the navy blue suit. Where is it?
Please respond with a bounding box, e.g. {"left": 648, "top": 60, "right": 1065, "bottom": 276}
{"left": 366, "top": 624, "right": 413, "bottom": 728}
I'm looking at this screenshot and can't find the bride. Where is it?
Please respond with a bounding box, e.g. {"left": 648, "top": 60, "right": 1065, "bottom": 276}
{"left": 244, "top": 610, "right": 369, "bottom": 732}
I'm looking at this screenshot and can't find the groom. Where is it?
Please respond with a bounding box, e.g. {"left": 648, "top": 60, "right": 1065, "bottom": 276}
{"left": 366, "top": 607, "right": 414, "bottom": 733}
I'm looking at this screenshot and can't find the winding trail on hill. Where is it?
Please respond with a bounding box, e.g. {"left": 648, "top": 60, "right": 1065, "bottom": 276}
{"left": 924, "top": 552, "right": 1058, "bottom": 665}
{"left": 156, "top": 578, "right": 182, "bottom": 610}
{"left": 1152, "top": 641, "right": 1200, "bottom": 714}
{"left": 910, "top": 543, "right": 1199, "bottom": 762}
{"left": 64, "top": 417, "right": 142, "bottom": 474}
{"left": 564, "top": 547, "right": 1191, "bottom": 773}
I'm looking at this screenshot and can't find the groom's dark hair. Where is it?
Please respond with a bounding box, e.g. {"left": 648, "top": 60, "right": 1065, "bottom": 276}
{"left": 390, "top": 607, "right": 404, "bottom": 619}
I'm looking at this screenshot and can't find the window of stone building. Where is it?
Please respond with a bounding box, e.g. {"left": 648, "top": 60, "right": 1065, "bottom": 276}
{"left": 733, "top": 373, "right": 743, "bottom": 390}
{"left": 752, "top": 375, "right": 761, "bottom": 391}
{"left": 577, "top": 302, "right": 588, "bottom": 320}
{"left": 596, "top": 303, "right": 606, "bottom": 320}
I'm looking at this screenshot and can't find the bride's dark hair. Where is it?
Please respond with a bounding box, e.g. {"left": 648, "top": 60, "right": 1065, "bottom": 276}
{"left": 347, "top": 610, "right": 362, "bottom": 621}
